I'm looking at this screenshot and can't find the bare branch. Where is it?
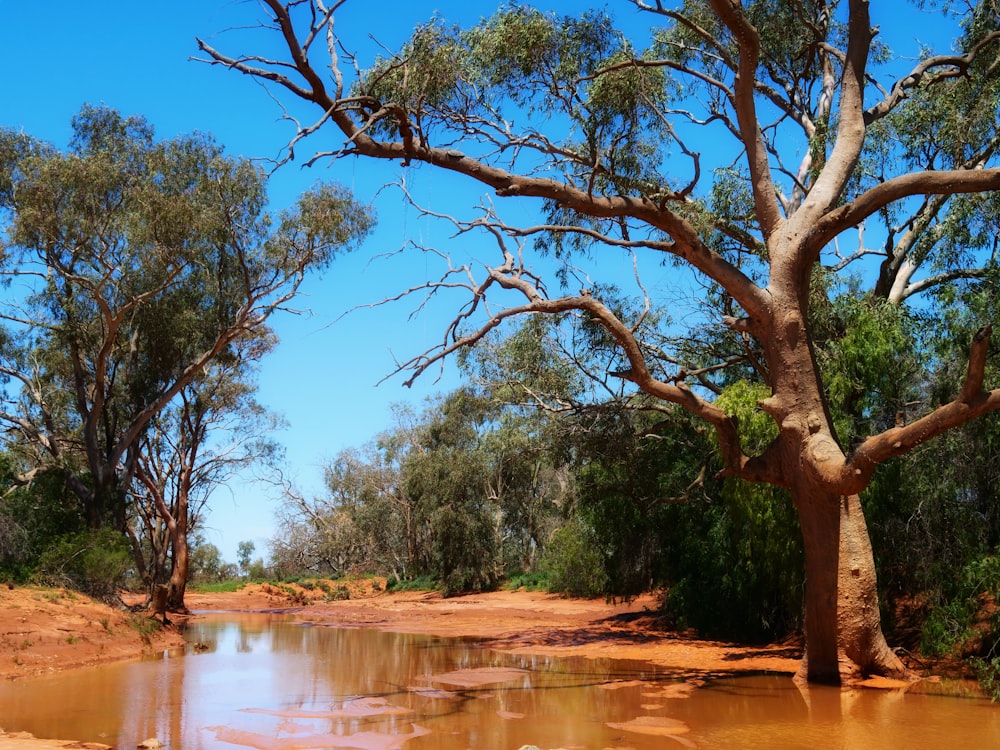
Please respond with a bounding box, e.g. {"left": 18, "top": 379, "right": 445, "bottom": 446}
{"left": 866, "top": 30, "right": 1000, "bottom": 124}
{"left": 810, "top": 167, "right": 1000, "bottom": 256}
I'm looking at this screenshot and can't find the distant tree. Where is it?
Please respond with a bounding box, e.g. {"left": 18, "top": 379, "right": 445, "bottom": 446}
{"left": 188, "top": 535, "right": 224, "bottom": 583}
{"left": 237, "top": 540, "right": 256, "bottom": 576}
{"left": 0, "top": 105, "right": 372, "bottom": 534}
{"left": 273, "top": 413, "right": 421, "bottom": 580}
{"left": 401, "top": 391, "right": 503, "bottom": 595}
{"left": 203, "top": 1, "right": 1000, "bottom": 684}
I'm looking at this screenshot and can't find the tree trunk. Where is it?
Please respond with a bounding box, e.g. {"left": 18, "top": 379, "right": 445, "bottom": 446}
{"left": 166, "top": 533, "right": 189, "bottom": 612}
{"left": 165, "top": 487, "right": 190, "bottom": 612}
{"left": 792, "top": 477, "right": 909, "bottom": 683}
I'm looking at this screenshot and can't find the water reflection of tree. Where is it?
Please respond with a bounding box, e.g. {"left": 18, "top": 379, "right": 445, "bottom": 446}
{"left": 258, "top": 618, "right": 680, "bottom": 747}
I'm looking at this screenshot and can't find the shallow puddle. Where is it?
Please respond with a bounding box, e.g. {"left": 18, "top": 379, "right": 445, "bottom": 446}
{"left": 1, "top": 613, "right": 998, "bottom": 749}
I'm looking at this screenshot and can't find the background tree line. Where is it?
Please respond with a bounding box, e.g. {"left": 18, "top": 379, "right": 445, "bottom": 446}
{"left": 271, "top": 291, "right": 1000, "bottom": 660}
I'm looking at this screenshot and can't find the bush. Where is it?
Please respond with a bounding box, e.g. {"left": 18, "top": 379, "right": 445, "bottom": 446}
{"left": 0, "top": 512, "right": 31, "bottom": 582}
{"left": 326, "top": 584, "right": 351, "bottom": 601}
{"left": 920, "top": 554, "right": 1000, "bottom": 658}
{"left": 972, "top": 656, "right": 1000, "bottom": 702}
{"left": 505, "top": 571, "right": 550, "bottom": 591}
{"left": 385, "top": 574, "right": 436, "bottom": 592}
{"left": 430, "top": 503, "right": 500, "bottom": 596}
{"left": 542, "top": 519, "right": 608, "bottom": 598}
{"left": 35, "top": 529, "right": 132, "bottom": 602}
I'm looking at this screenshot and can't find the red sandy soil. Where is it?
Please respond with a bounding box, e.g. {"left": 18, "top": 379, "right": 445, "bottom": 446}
{"left": 0, "top": 585, "right": 184, "bottom": 682}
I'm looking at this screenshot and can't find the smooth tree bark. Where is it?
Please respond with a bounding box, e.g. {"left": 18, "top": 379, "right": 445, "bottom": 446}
{"left": 200, "top": 0, "right": 1000, "bottom": 683}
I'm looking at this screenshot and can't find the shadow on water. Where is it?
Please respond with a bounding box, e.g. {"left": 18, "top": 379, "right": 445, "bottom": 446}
{"left": 0, "top": 612, "right": 998, "bottom": 749}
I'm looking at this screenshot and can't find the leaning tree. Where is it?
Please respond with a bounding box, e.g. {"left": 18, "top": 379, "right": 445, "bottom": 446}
{"left": 200, "top": 0, "right": 1000, "bottom": 683}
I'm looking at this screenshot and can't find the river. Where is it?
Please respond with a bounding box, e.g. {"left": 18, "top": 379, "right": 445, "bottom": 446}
{"left": 1, "top": 613, "right": 998, "bottom": 749}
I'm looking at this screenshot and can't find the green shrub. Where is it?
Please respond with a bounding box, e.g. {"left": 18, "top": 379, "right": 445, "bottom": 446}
{"left": 126, "top": 613, "right": 163, "bottom": 644}
{"left": 505, "top": 571, "right": 550, "bottom": 591}
{"left": 34, "top": 529, "right": 131, "bottom": 602}
{"left": 431, "top": 503, "right": 500, "bottom": 596}
{"left": 542, "top": 519, "right": 608, "bottom": 598}
{"left": 385, "top": 574, "right": 436, "bottom": 592}
{"left": 921, "top": 554, "right": 1000, "bottom": 658}
{"left": 972, "top": 656, "right": 1000, "bottom": 702}
{"left": 325, "top": 584, "right": 351, "bottom": 601}
{"left": 190, "top": 579, "right": 247, "bottom": 594}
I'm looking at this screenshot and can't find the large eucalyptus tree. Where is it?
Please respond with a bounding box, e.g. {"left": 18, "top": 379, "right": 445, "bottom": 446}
{"left": 0, "top": 106, "right": 372, "bottom": 535}
{"left": 200, "top": 1, "right": 1000, "bottom": 684}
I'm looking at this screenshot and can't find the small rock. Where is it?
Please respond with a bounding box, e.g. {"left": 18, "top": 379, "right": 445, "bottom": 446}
{"left": 138, "top": 738, "right": 163, "bottom": 749}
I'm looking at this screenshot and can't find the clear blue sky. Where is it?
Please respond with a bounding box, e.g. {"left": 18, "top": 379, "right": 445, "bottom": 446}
{"left": 0, "top": 1, "right": 956, "bottom": 562}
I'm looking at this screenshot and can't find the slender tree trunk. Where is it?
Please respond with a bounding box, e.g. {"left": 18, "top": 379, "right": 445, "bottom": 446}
{"left": 165, "top": 489, "right": 190, "bottom": 612}
{"left": 791, "top": 476, "right": 908, "bottom": 683}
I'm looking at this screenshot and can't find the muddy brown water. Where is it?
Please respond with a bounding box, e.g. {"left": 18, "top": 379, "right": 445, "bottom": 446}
{"left": 1, "top": 613, "right": 999, "bottom": 749}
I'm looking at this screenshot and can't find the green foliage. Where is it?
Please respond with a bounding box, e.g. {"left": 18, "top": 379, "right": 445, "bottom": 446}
{"left": 972, "top": 656, "right": 1000, "bottom": 702}
{"left": 430, "top": 501, "right": 500, "bottom": 597}
{"left": 465, "top": 6, "right": 558, "bottom": 87}
{"left": 126, "top": 612, "right": 163, "bottom": 644}
{"left": 190, "top": 579, "right": 247, "bottom": 594}
{"left": 237, "top": 540, "right": 256, "bottom": 573}
{"left": 812, "top": 293, "right": 920, "bottom": 441}
{"left": 34, "top": 529, "right": 131, "bottom": 602}
{"left": 659, "top": 381, "right": 804, "bottom": 640}
{"left": 358, "top": 16, "right": 471, "bottom": 144}
{"left": 246, "top": 559, "right": 269, "bottom": 581}
{"left": 661, "top": 486, "right": 803, "bottom": 642}
{"left": 326, "top": 584, "right": 351, "bottom": 602}
{"left": 504, "top": 571, "right": 550, "bottom": 591}
{"left": 542, "top": 518, "right": 608, "bottom": 598}
{"left": 0, "top": 466, "right": 85, "bottom": 583}
{"left": 0, "top": 104, "right": 372, "bottom": 532}
{"left": 715, "top": 380, "right": 778, "bottom": 451}
{"left": 188, "top": 538, "right": 225, "bottom": 583}
{"left": 920, "top": 554, "right": 1000, "bottom": 658}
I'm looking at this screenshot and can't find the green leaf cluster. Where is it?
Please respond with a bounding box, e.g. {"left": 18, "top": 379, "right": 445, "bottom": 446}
{"left": 813, "top": 294, "right": 920, "bottom": 442}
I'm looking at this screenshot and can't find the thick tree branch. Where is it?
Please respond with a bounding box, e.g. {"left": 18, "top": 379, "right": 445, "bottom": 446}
{"left": 808, "top": 167, "right": 1000, "bottom": 258}
{"left": 796, "top": 0, "right": 872, "bottom": 223}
